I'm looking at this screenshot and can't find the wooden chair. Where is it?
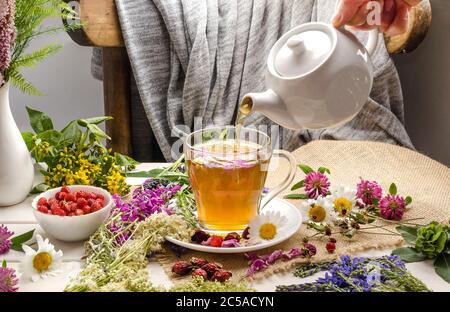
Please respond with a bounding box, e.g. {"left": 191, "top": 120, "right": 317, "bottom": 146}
{"left": 63, "top": 0, "right": 432, "bottom": 157}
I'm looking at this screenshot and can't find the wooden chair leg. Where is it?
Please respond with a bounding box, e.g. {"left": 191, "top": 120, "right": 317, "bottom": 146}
{"left": 102, "top": 47, "right": 132, "bottom": 156}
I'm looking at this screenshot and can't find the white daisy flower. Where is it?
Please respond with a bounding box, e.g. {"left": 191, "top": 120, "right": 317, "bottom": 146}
{"left": 247, "top": 211, "right": 287, "bottom": 245}
{"left": 20, "top": 234, "right": 64, "bottom": 282}
{"left": 327, "top": 185, "right": 357, "bottom": 218}
{"left": 301, "top": 197, "right": 336, "bottom": 223}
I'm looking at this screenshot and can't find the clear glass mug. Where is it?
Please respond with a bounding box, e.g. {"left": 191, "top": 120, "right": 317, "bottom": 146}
{"left": 184, "top": 126, "right": 296, "bottom": 232}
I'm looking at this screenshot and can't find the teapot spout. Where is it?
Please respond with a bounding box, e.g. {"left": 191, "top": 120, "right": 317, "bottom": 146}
{"left": 240, "top": 90, "right": 299, "bottom": 130}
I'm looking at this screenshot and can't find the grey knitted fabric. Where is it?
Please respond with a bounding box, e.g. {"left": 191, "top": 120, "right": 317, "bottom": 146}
{"left": 98, "top": 0, "right": 413, "bottom": 161}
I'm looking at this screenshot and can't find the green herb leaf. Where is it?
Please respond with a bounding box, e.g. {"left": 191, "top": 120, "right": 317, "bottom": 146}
{"left": 291, "top": 180, "right": 305, "bottom": 191}
{"left": 21, "top": 132, "right": 35, "bottom": 151}
{"left": 318, "top": 167, "right": 331, "bottom": 174}
{"left": 391, "top": 247, "right": 427, "bottom": 263}
{"left": 2, "top": 260, "right": 6, "bottom": 268}
{"left": 10, "top": 229, "right": 35, "bottom": 252}
{"left": 434, "top": 253, "right": 450, "bottom": 283}
{"left": 405, "top": 196, "right": 412, "bottom": 205}
{"left": 115, "top": 153, "right": 139, "bottom": 170}
{"left": 58, "top": 120, "right": 82, "bottom": 146}
{"left": 396, "top": 225, "right": 418, "bottom": 244}
{"left": 126, "top": 168, "right": 165, "bottom": 178}
{"left": 37, "top": 129, "right": 61, "bottom": 146}
{"left": 389, "top": 183, "right": 397, "bottom": 195}
{"left": 78, "top": 116, "right": 112, "bottom": 126}
{"left": 30, "top": 183, "right": 50, "bottom": 194}
{"left": 87, "top": 124, "right": 111, "bottom": 140}
{"left": 26, "top": 107, "right": 54, "bottom": 134}
{"left": 298, "top": 164, "right": 313, "bottom": 175}
{"left": 284, "top": 193, "right": 308, "bottom": 200}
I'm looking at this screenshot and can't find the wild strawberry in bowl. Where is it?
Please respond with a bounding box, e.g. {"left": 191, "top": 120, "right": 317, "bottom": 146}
{"left": 32, "top": 185, "right": 112, "bottom": 242}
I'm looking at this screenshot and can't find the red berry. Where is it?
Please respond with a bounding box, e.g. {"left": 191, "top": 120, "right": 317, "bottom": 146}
{"left": 68, "top": 212, "right": 75, "bottom": 216}
{"left": 61, "top": 186, "right": 71, "bottom": 193}
{"left": 91, "top": 202, "right": 102, "bottom": 211}
{"left": 75, "top": 209, "right": 84, "bottom": 216}
{"left": 209, "top": 235, "right": 223, "bottom": 247}
{"left": 37, "top": 206, "right": 49, "bottom": 214}
{"left": 87, "top": 199, "right": 95, "bottom": 206}
{"left": 69, "top": 202, "right": 78, "bottom": 212}
{"left": 50, "top": 203, "right": 60, "bottom": 211}
{"left": 60, "top": 202, "right": 70, "bottom": 211}
{"left": 37, "top": 197, "right": 48, "bottom": 207}
{"left": 65, "top": 193, "right": 76, "bottom": 202}
{"left": 48, "top": 198, "right": 57, "bottom": 206}
{"left": 77, "top": 198, "right": 87, "bottom": 208}
{"left": 55, "top": 191, "right": 67, "bottom": 201}
{"left": 190, "top": 257, "right": 208, "bottom": 267}
{"left": 88, "top": 192, "right": 97, "bottom": 200}
{"left": 96, "top": 194, "right": 104, "bottom": 201}
{"left": 326, "top": 242, "right": 336, "bottom": 254}
{"left": 54, "top": 208, "right": 66, "bottom": 216}
{"left": 82, "top": 205, "right": 91, "bottom": 214}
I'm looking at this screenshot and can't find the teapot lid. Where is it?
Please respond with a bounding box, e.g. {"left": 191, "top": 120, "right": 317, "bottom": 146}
{"left": 274, "top": 27, "right": 333, "bottom": 78}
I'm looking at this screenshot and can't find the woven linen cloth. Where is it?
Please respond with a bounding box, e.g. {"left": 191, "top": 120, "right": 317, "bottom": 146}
{"left": 157, "top": 140, "right": 450, "bottom": 283}
{"left": 92, "top": 0, "right": 414, "bottom": 161}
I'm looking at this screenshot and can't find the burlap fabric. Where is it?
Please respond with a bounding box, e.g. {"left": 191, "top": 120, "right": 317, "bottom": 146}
{"left": 158, "top": 140, "right": 450, "bottom": 282}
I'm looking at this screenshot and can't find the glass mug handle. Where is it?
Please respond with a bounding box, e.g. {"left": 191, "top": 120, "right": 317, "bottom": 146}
{"left": 260, "top": 149, "right": 297, "bottom": 210}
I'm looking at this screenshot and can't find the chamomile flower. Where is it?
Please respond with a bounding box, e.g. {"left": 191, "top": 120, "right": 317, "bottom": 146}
{"left": 328, "top": 185, "right": 357, "bottom": 218}
{"left": 20, "top": 235, "right": 63, "bottom": 282}
{"left": 301, "top": 197, "right": 336, "bottom": 223}
{"left": 247, "top": 211, "right": 287, "bottom": 245}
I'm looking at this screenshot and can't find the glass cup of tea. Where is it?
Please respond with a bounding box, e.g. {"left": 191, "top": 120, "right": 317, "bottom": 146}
{"left": 184, "top": 126, "right": 296, "bottom": 232}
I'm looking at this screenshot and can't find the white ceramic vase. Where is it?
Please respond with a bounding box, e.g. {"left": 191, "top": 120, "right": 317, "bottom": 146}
{"left": 0, "top": 82, "right": 34, "bottom": 206}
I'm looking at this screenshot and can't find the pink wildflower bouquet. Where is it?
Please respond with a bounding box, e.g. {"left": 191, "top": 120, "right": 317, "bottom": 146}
{"left": 0, "top": 0, "right": 79, "bottom": 94}
{"left": 286, "top": 164, "right": 415, "bottom": 240}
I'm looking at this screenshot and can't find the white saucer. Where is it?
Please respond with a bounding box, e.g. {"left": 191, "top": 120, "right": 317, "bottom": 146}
{"left": 165, "top": 198, "right": 302, "bottom": 254}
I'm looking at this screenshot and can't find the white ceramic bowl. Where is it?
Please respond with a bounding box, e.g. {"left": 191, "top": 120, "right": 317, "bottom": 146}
{"left": 31, "top": 185, "right": 113, "bottom": 242}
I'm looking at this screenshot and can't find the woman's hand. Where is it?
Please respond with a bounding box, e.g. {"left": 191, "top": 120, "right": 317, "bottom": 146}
{"left": 332, "top": 0, "right": 422, "bottom": 36}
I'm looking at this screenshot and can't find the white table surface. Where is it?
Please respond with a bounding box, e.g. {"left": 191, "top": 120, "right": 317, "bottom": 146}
{"left": 1, "top": 163, "right": 449, "bottom": 292}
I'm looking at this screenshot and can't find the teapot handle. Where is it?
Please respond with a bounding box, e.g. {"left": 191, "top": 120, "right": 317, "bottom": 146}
{"left": 365, "top": 29, "right": 379, "bottom": 56}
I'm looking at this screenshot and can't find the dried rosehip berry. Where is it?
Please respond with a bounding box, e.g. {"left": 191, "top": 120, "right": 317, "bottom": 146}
{"left": 326, "top": 242, "right": 336, "bottom": 254}
{"left": 201, "top": 263, "right": 222, "bottom": 278}
{"left": 190, "top": 257, "right": 208, "bottom": 267}
{"left": 171, "top": 261, "right": 193, "bottom": 276}
{"left": 224, "top": 232, "right": 240, "bottom": 241}
{"left": 211, "top": 269, "right": 232, "bottom": 282}
{"left": 242, "top": 227, "right": 250, "bottom": 239}
{"left": 325, "top": 227, "right": 332, "bottom": 236}
{"left": 191, "top": 230, "right": 210, "bottom": 244}
{"left": 209, "top": 235, "right": 223, "bottom": 247}
{"left": 191, "top": 268, "right": 208, "bottom": 280}
{"left": 329, "top": 237, "right": 337, "bottom": 243}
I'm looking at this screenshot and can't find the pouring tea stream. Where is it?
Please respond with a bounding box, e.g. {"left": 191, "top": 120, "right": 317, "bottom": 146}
{"left": 238, "top": 22, "right": 379, "bottom": 130}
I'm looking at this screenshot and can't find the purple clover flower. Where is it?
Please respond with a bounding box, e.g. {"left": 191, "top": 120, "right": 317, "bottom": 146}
{"left": 379, "top": 194, "right": 406, "bottom": 220}
{"left": 0, "top": 224, "right": 13, "bottom": 255}
{"left": 0, "top": 265, "right": 19, "bottom": 292}
{"left": 356, "top": 178, "right": 383, "bottom": 205}
{"left": 304, "top": 172, "right": 330, "bottom": 199}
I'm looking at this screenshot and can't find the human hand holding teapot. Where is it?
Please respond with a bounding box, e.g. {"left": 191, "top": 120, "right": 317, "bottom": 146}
{"left": 239, "top": 0, "right": 422, "bottom": 130}
{"left": 333, "top": 0, "right": 422, "bottom": 36}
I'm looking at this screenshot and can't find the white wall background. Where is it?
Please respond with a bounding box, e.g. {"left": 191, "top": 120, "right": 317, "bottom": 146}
{"left": 394, "top": 0, "right": 450, "bottom": 166}
{"left": 11, "top": 6, "right": 450, "bottom": 165}
{"left": 10, "top": 22, "right": 103, "bottom": 133}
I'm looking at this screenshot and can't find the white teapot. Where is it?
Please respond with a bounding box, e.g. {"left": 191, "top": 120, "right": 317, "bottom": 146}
{"left": 241, "top": 22, "right": 379, "bottom": 130}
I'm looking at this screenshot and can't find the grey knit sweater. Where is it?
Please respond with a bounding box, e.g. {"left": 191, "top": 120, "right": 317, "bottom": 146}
{"left": 93, "top": 0, "right": 413, "bottom": 161}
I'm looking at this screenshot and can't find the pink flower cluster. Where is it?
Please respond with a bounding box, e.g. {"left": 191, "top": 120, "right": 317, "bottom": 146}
{"left": 0, "top": 224, "right": 14, "bottom": 255}
{"left": 304, "top": 172, "right": 330, "bottom": 199}
{"left": 0, "top": 0, "right": 16, "bottom": 87}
